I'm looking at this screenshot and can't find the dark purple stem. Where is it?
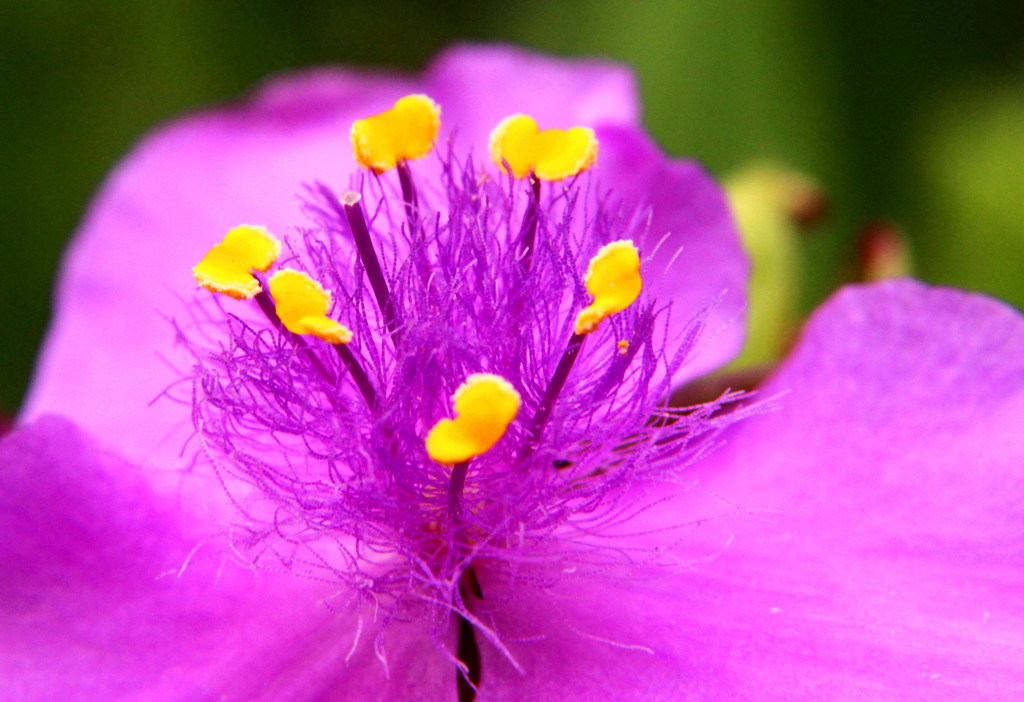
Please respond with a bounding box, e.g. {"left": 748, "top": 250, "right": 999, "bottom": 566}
{"left": 448, "top": 461, "right": 470, "bottom": 518}
{"left": 253, "top": 285, "right": 283, "bottom": 332}
{"left": 333, "top": 344, "right": 379, "bottom": 409}
{"left": 396, "top": 160, "right": 420, "bottom": 234}
{"left": 336, "top": 191, "right": 402, "bottom": 343}
{"left": 522, "top": 332, "right": 585, "bottom": 461}
{"left": 253, "top": 272, "right": 378, "bottom": 408}
{"left": 517, "top": 176, "right": 542, "bottom": 268}
{"left": 252, "top": 275, "right": 335, "bottom": 385}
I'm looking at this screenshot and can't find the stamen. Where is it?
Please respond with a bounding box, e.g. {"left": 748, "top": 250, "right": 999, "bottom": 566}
{"left": 192, "top": 224, "right": 281, "bottom": 299}
{"left": 182, "top": 114, "right": 734, "bottom": 692}
{"left": 351, "top": 94, "right": 441, "bottom": 173}
{"left": 517, "top": 176, "right": 542, "bottom": 265}
{"left": 333, "top": 344, "right": 379, "bottom": 410}
{"left": 396, "top": 160, "right": 421, "bottom": 233}
{"left": 526, "top": 241, "right": 644, "bottom": 455}
{"left": 489, "top": 114, "right": 598, "bottom": 182}
{"left": 523, "top": 333, "right": 584, "bottom": 457}
{"left": 268, "top": 268, "right": 353, "bottom": 344}
{"left": 447, "top": 461, "right": 471, "bottom": 518}
{"left": 268, "top": 268, "right": 378, "bottom": 408}
{"left": 574, "top": 240, "right": 642, "bottom": 335}
{"left": 251, "top": 272, "right": 285, "bottom": 332}
{"left": 335, "top": 191, "right": 402, "bottom": 341}
{"left": 426, "top": 374, "right": 521, "bottom": 466}
{"left": 251, "top": 270, "right": 341, "bottom": 404}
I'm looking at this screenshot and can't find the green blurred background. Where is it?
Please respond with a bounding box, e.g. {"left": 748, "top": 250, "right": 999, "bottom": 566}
{"left": 2, "top": 0, "right": 1023, "bottom": 414}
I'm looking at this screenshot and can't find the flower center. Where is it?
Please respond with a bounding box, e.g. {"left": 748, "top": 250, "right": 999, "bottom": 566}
{"left": 184, "top": 93, "right": 733, "bottom": 696}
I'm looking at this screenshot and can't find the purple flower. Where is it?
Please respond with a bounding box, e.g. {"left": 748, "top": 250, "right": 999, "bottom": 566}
{"left": 5, "top": 45, "right": 1024, "bottom": 701}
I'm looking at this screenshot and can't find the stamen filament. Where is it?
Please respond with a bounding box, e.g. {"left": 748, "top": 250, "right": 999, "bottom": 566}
{"left": 517, "top": 176, "right": 542, "bottom": 268}
{"left": 335, "top": 191, "right": 402, "bottom": 342}
{"left": 333, "top": 344, "right": 379, "bottom": 409}
{"left": 252, "top": 272, "right": 338, "bottom": 388}
{"left": 252, "top": 283, "right": 284, "bottom": 333}
{"left": 523, "top": 332, "right": 585, "bottom": 457}
{"left": 254, "top": 271, "right": 377, "bottom": 409}
{"left": 396, "top": 160, "right": 420, "bottom": 234}
{"left": 447, "top": 461, "right": 470, "bottom": 517}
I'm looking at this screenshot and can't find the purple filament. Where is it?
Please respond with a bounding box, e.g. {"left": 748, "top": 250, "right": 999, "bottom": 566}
{"left": 517, "top": 176, "right": 542, "bottom": 268}
{"left": 333, "top": 343, "right": 378, "bottom": 409}
{"left": 397, "top": 160, "right": 420, "bottom": 234}
{"left": 522, "top": 332, "right": 585, "bottom": 459}
{"left": 336, "top": 190, "right": 402, "bottom": 342}
{"left": 447, "top": 461, "right": 470, "bottom": 518}
{"left": 252, "top": 279, "right": 283, "bottom": 332}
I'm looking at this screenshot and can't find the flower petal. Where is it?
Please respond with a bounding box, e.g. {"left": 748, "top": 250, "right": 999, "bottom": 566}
{"left": 598, "top": 125, "right": 748, "bottom": 381}
{"left": 0, "top": 417, "right": 454, "bottom": 702}
{"left": 476, "top": 280, "right": 1024, "bottom": 700}
{"left": 20, "top": 68, "right": 416, "bottom": 468}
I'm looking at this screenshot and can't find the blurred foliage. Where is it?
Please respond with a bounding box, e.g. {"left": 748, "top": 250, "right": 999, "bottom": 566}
{"left": 724, "top": 164, "right": 822, "bottom": 370}
{"left": 1, "top": 0, "right": 1023, "bottom": 412}
{"left": 917, "top": 83, "right": 1024, "bottom": 301}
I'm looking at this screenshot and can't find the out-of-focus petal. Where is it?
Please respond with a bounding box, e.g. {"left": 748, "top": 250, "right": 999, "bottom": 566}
{"left": 0, "top": 417, "right": 453, "bottom": 702}
{"left": 599, "top": 125, "right": 747, "bottom": 380}
{"left": 477, "top": 279, "right": 1024, "bottom": 700}
{"left": 425, "top": 44, "right": 640, "bottom": 155}
{"left": 20, "top": 69, "right": 415, "bottom": 469}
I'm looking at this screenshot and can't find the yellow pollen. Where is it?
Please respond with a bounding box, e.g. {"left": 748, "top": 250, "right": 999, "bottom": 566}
{"left": 574, "top": 240, "right": 643, "bottom": 335}
{"left": 489, "top": 114, "right": 598, "bottom": 181}
{"left": 617, "top": 339, "right": 630, "bottom": 355}
{"left": 192, "top": 225, "right": 282, "bottom": 300}
{"left": 351, "top": 94, "right": 441, "bottom": 173}
{"left": 426, "top": 373, "right": 521, "bottom": 465}
{"left": 268, "top": 268, "right": 353, "bottom": 345}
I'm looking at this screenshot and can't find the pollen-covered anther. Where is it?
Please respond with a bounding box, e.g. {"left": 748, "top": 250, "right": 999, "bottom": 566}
{"left": 351, "top": 94, "right": 441, "bottom": 173}
{"left": 574, "top": 240, "right": 643, "bottom": 335}
{"left": 192, "top": 224, "right": 282, "bottom": 299}
{"left": 268, "top": 268, "right": 353, "bottom": 344}
{"left": 489, "top": 114, "right": 598, "bottom": 181}
{"left": 426, "top": 373, "right": 521, "bottom": 465}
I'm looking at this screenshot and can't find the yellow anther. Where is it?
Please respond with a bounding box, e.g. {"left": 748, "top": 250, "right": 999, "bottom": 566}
{"left": 489, "top": 114, "right": 598, "bottom": 181}
{"left": 574, "top": 240, "right": 642, "bottom": 335}
{"left": 192, "top": 225, "right": 281, "bottom": 300}
{"left": 268, "top": 268, "right": 353, "bottom": 345}
{"left": 426, "top": 373, "right": 521, "bottom": 465}
{"left": 351, "top": 94, "right": 441, "bottom": 173}
{"left": 617, "top": 339, "right": 630, "bottom": 355}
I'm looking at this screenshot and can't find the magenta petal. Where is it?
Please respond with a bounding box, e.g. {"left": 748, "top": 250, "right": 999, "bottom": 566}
{"left": 20, "top": 69, "right": 416, "bottom": 467}
{"left": 599, "top": 125, "right": 748, "bottom": 379}
{"left": 0, "top": 417, "right": 453, "bottom": 702}
{"left": 477, "top": 280, "right": 1024, "bottom": 700}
